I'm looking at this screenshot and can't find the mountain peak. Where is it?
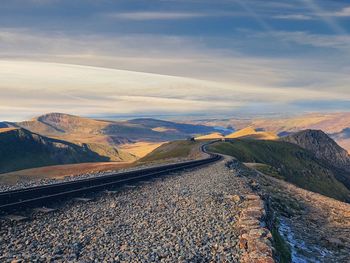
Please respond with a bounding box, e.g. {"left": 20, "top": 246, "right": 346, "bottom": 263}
{"left": 35, "top": 112, "right": 81, "bottom": 121}
{"left": 281, "top": 129, "right": 350, "bottom": 169}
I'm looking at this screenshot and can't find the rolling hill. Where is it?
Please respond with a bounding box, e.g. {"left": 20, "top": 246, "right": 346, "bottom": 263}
{"left": 9, "top": 113, "right": 217, "bottom": 145}
{"left": 195, "top": 132, "right": 224, "bottom": 140}
{"left": 0, "top": 128, "right": 113, "bottom": 174}
{"left": 128, "top": 118, "right": 215, "bottom": 135}
{"left": 2, "top": 113, "right": 217, "bottom": 163}
{"left": 189, "top": 112, "right": 350, "bottom": 152}
{"left": 209, "top": 137, "right": 350, "bottom": 202}
{"left": 225, "top": 127, "right": 278, "bottom": 140}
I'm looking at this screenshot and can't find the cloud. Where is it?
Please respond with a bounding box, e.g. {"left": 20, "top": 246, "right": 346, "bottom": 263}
{"left": 332, "top": 6, "right": 350, "bottom": 17}
{"left": 103, "top": 11, "right": 241, "bottom": 21}
{"left": 299, "top": 0, "right": 347, "bottom": 34}
{"left": 273, "top": 14, "right": 313, "bottom": 20}
{"left": 271, "top": 3, "right": 350, "bottom": 27}
{"left": 105, "top": 12, "right": 208, "bottom": 20}
{"left": 0, "top": 61, "right": 349, "bottom": 121}
{"left": 265, "top": 31, "right": 350, "bottom": 50}
{"left": 0, "top": 28, "right": 290, "bottom": 86}
{"left": 1, "top": 27, "right": 350, "bottom": 92}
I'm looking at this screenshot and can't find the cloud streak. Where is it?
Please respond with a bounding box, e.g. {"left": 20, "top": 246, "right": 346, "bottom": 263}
{"left": 0, "top": 61, "right": 349, "bottom": 121}
{"left": 105, "top": 12, "right": 209, "bottom": 20}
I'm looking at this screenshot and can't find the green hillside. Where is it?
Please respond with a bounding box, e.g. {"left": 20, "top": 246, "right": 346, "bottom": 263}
{"left": 209, "top": 140, "right": 350, "bottom": 202}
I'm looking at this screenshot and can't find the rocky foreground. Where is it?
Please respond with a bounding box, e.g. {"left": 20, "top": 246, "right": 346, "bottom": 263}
{"left": 0, "top": 157, "right": 274, "bottom": 262}
{"left": 238, "top": 162, "right": 350, "bottom": 263}
{"left": 0, "top": 158, "right": 192, "bottom": 192}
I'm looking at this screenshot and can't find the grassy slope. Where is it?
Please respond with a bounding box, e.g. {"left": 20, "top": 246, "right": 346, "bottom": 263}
{"left": 139, "top": 140, "right": 202, "bottom": 163}
{"left": 0, "top": 162, "right": 131, "bottom": 185}
{"left": 209, "top": 140, "right": 350, "bottom": 202}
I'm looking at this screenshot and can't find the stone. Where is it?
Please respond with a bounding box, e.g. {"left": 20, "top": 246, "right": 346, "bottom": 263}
{"left": 232, "top": 195, "right": 241, "bottom": 203}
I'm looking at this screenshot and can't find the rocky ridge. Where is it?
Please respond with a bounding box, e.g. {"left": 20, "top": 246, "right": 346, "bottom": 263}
{"left": 281, "top": 129, "right": 350, "bottom": 170}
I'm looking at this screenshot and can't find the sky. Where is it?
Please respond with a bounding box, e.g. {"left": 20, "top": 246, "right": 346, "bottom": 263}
{"left": 0, "top": 0, "right": 350, "bottom": 121}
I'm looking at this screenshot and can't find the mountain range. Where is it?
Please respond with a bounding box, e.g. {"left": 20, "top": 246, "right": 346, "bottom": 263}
{"left": 2, "top": 111, "right": 350, "bottom": 195}
{"left": 0, "top": 113, "right": 218, "bottom": 174}
{"left": 4, "top": 113, "right": 216, "bottom": 144}
{"left": 189, "top": 112, "right": 350, "bottom": 152}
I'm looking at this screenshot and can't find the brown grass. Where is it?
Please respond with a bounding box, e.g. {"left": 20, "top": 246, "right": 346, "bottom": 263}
{"left": 225, "top": 127, "right": 278, "bottom": 140}
{"left": 0, "top": 128, "right": 18, "bottom": 133}
{"left": 120, "top": 141, "right": 166, "bottom": 158}
{"left": 0, "top": 162, "right": 132, "bottom": 185}
{"left": 151, "top": 127, "right": 177, "bottom": 132}
{"left": 195, "top": 132, "right": 224, "bottom": 140}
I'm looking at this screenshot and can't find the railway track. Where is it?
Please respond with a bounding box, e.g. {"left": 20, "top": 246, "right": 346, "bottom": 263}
{"left": 0, "top": 143, "right": 221, "bottom": 213}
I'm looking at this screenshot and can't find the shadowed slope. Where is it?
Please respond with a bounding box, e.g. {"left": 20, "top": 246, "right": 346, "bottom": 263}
{"left": 0, "top": 128, "right": 110, "bottom": 174}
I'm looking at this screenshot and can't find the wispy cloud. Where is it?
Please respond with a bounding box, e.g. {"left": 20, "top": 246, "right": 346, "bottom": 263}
{"left": 1, "top": 0, "right": 350, "bottom": 119}
{"left": 272, "top": 4, "right": 350, "bottom": 22}
{"left": 273, "top": 14, "right": 313, "bottom": 20}
{"left": 106, "top": 12, "right": 206, "bottom": 20}
{"left": 1, "top": 61, "right": 348, "bottom": 121}
{"left": 332, "top": 6, "right": 350, "bottom": 17}
{"left": 265, "top": 31, "right": 350, "bottom": 50}
{"left": 104, "top": 11, "right": 238, "bottom": 21}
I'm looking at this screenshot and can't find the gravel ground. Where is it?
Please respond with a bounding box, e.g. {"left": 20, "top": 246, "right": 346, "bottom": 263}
{"left": 0, "top": 158, "right": 194, "bottom": 192}
{"left": 0, "top": 157, "right": 252, "bottom": 262}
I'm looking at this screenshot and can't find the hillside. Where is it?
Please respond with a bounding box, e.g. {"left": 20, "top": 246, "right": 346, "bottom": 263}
{"left": 209, "top": 139, "right": 350, "bottom": 202}
{"left": 225, "top": 127, "right": 278, "bottom": 140}
{"left": 139, "top": 140, "right": 202, "bottom": 163}
{"left": 129, "top": 118, "right": 215, "bottom": 135}
{"left": 0, "top": 128, "right": 111, "bottom": 174}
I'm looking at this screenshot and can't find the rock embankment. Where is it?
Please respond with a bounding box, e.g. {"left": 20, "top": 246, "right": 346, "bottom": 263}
{"left": 233, "top": 160, "right": 350, "bottom": 263}
{"left": 1, "top": 157, "right": 274, "bottom": 262}
{"left": 235, "top": 194, "right": 274, "bottom": 263}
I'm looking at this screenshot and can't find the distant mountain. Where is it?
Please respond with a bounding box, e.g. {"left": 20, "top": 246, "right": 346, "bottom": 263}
{"left": 225, "top": 127, "right": 278, "bottom": 140}
{"left": 0, "top": 128, "right": 112, "bottom": 174}
{"left": 129, "top": 118, "right": 215, "bottom": 135}
{"left": 13, "top": 113, "right": 217, "bottom": 145}
{"left": 281, "top": 130, "right": 350, "bottom": 170}
{"left": 209, "top": 139, "right": 350, "bottom": 202}
{"left": 0, "top": 113, "right": 216, "bottom": 169}
{"left": 195, "top": 132, "right": 224, "bottom": 140}
{"left": 331, "top": 128, "right": 350, "bottom": 154}
{"left": 189, "top": 112, "right": 350, "bottom": 152}
{"left": 0, "top": 122, "right": 10, "bottom": 128}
